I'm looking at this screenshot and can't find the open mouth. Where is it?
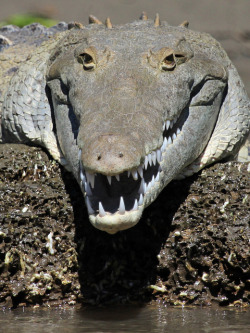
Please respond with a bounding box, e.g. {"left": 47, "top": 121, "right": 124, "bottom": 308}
{"left": 79, "top": 108, "right": 188, "bottom": 219}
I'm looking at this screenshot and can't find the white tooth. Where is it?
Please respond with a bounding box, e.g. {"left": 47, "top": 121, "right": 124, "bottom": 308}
{"left": 115, "top": 174, "right": 120, "bottom": 181}
{"left": 144, "top": 182, "right": 147, "bottom": 193}
{"left": 167, "top": 137, "right": 172, "bottom": 145}
{"left": 99, "top": 201, "right": 106, "bottom": 217}
{"left": 137, "top": 165, "right": 143, "bottom": 178}
{"left": 155, "top": 172, "right": 160, "bottom": 182}
{"left": 170, "top": 120, "right": 174, "bottom": 129}
{"left": 156, "top": 149, "right": 161, "bottom": 163}
{"left": 162, "top": 123, "right": 166, "bottom": 131}
{"left": 139, "top": 178, "right": 145, "bottom": 194}
{"left": 80, "top": 171, "right": 85, "bottom": 182}
{"left": 85, "top": 181, "right": 92, "bottom": 196}
{"left": 132, "top": 170, "right": 138, "bottom": 181}
{"left": 166, "top": 120, "right": 170, "bottom": 130}
{"left": 161, "top": 137, "right": 167, "bottom": 152}
{"left": 127, "top": 170, "right": 131, "bottom": 177}
{"left": 78, "top": 149, "right": 82, "bottom": 159}
{"left": 132, "top": 199, "right": 138, "bottom": 211}
{"left": 151, "top": 175, "right": 155, "bottom": 188}
{"left": 173, "top": 133, "right": 177, "bottom": 140}
{"left": 177, "top": 128, "right": 181, "bottom": 135}
{"left": 86, "top": 171, "right": 95, "bottom": 188}
{"left": 107, "top": 175, "right": 112, "bottom": 185}
{"left": 148, "top": 153, "right": 152, "bottom": 166}
{"left": 147, "top": 180, "right": 152, "bottom": 192}
{"left": 85, "top": 197, "right": 94, "bottom": 215}
{"left": 119, "top": 196, "right": 126, "bottom": 215}
{"left": 151, "top": 151, "right": 157, "bottom": 165}
{"left": 139, "top": 194, "right": 144, "bottom": 206}
{"left": 144, "top": 156, "right": 148, "bottom": 170}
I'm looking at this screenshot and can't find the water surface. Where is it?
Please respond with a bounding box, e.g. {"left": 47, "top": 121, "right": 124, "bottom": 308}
{"left": 1, "top": 305, "right": 249, "bottom": 333}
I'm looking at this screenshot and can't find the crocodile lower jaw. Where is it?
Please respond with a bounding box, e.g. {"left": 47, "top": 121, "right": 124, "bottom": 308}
{"left": 89, "top": 208, "right": 143, "bottom": 234}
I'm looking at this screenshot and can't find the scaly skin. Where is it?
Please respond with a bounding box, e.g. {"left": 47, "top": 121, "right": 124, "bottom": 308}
{"left": 0, "top": 17, "right": 249, "bottom": 233}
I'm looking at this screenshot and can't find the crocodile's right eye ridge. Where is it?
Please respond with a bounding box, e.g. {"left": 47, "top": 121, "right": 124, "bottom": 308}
{"left": 78, "top": 52, "right": 96, "bottom": 71}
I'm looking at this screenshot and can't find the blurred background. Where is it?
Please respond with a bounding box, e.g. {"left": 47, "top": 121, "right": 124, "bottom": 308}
{"left": 1, "top": 0, "right": 250, "bottom": 93}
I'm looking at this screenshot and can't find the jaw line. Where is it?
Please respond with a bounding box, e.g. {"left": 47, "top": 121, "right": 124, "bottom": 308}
{"left": 89, "top": 207, "right": 144, "bottom": 234}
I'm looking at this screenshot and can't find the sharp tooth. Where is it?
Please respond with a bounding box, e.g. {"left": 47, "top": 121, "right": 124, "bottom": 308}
{"left": 85, "top": 197, "right": 94, "bottom": 215}
{"left": 86, "top": 171, "right": 95, "bottom": 188}
{"left": 127, "top": 170, "right": 131, "bottom": 177}
{"left": 132, "top": 199, "right": 138, "bottom": 211}
{"left": 144, "top": 156, "right": 148, "bottom": 170}
{"left": 78, "top": 149, "right": 82, "bottom": 159}
{"left": 139, "top": 194, "right": 143, "bottom": 206}
{"left": 151, "top": 175, "right": 155, "bottom": 188}
{"left": 85, "top": 181, "right": 92, "bottom": 196}
{"left": 167, "top": 137, "right": 172, "bottom": 145}
{"left": 147, "top": 180, "right": 152, "bottom": 192}
{"left": 132, "top": 170, "right": 138, "bottom": 181}
{"left": 99, "top": 201, "right": 106, "bottom": 217}
{"left": 148, "top": 153, "right": 152, "bottom": 166}
{"left": 156, "top": 149, "right": 161, "bottom": 163}
{"left": 151, "top": 151, "right": 157, "bottom": 165}
{"left": 155, "top": 172, "right": 160, "bottom": 182}
{"left": 119, "top": 196, "right": 126, "bottom": 215}
{"left": 107, "top": 175, "right": 112, "bottom": 185}
{"left": 162, "top": 122, "right": 166, "bottom": 131}
{"left": 166, "top": 120, "right": 170, "bottom": 130}
{"left": 137, "top": 166, "right": 143, "bottom": 178}
{"left": 115, "top": 174, "right": 120, "bottom": 181}
{"left": 172, "top": 133, "right": 177, "bottom": 140}
{"left": 80, "top": 171, "right": 85, "bottom": 182}
{"left": 177, "top": 128, "right": 181, "bottom": 135}
{"left": 139, "top": 178, "right": 145, "bottom": 194}
{"left": 161, "top": 137, "right": 167, "bottom": 152}
{"left": 170, "top": 120, "right": 174, "bottom": 129}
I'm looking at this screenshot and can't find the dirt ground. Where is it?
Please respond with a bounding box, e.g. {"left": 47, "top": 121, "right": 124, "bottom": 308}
{"left": 0, "top": 0, "right": 249, "bottom": 308}
{"left": 0, "top": 145, "right": 249, "bottom": 308}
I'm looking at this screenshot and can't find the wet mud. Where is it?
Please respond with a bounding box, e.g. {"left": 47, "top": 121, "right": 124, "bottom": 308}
{"left": 0, "top": 144, "right": 249, "bottom": 308}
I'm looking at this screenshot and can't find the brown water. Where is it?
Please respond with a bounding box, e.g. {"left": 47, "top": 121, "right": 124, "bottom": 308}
{"left": 0, "top": 305, "right": 249, "bottom": 333}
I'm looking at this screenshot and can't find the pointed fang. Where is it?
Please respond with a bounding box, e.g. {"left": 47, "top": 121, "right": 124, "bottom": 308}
{"left": 99, "top": 202, "right": 106, "bottom": 217}
{"left": 107, "top": 175, "right": 112, "bottom": 185}
{"left": 139, "top": 194, "right": 144, "bottom": 206}
{"left": 119, "top": 196, "right": 126, "bottom": 215}
{"left": 132, "top": 170, "right": 138, "bottom": 181}
{"left": 132, "top": 199, "right": 138, "bottom": 211}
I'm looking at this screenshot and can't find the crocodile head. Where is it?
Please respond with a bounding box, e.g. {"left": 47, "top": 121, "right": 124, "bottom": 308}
{"left": 47, "top": 20, "right": 227, "bottom": 233}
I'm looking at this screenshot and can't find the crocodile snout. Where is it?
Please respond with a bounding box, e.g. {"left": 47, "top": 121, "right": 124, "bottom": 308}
{"left": 80, "top": 133, "right": 143, "bottom": 175}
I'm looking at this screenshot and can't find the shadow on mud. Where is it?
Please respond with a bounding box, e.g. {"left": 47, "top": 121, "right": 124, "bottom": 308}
{"left": 61, "top": 168, "right": 194, "bottom": 305}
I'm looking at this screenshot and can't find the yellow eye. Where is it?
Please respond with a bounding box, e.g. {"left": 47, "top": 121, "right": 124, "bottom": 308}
{"left": 78, "top": 53, "right": 95, "bottom": 70}
{"left": 161, "top": 53, "right": 176, "bottom": 71}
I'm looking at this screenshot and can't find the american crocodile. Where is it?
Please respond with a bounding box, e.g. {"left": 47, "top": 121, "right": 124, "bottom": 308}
{"left": 0, "top": 15, "right": 249, "bottom": 234}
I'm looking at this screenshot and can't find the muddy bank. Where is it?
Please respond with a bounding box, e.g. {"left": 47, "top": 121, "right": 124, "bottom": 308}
{"left": 0, "top": 144, "right": 249, "bottom": 308}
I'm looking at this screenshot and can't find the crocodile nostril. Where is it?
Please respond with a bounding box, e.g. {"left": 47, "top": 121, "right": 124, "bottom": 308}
{"left": 118, "top": 152, "right": 124, "bottom": 158}
{"left": 97, "top": 154, "right": 102, "bottom": 160}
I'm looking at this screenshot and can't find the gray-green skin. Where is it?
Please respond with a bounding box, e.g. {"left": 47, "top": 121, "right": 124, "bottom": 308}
{"left": 0, "top": 18, "right": 249, "bottom": 234}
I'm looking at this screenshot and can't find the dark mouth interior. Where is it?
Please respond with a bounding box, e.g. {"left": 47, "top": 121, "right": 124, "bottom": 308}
{"left": 81, "top": 106, "right": 189, "bottom": 216}
{"left": 86, "top": 163, "right": 160, "bottom": 214}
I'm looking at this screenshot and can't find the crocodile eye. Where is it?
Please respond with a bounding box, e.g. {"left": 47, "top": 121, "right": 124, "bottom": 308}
{"left": 161, "top": 53, "right": 176, "bottom": 71}
{"left": 78, "top": 53, "right": 96, "bottom": 71}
